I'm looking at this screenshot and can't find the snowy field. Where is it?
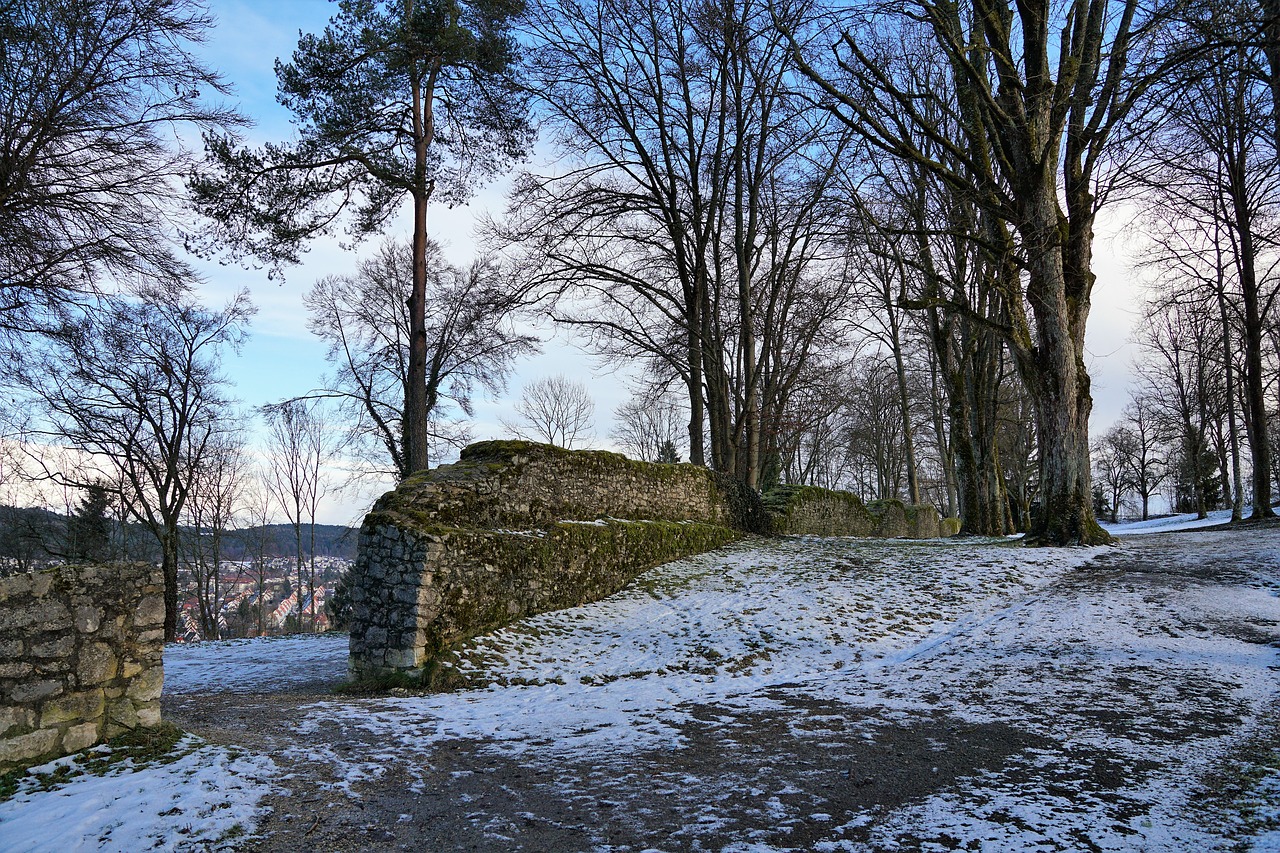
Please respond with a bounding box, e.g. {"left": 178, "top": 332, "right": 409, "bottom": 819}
{"left": 1102, "top": 508, "right": 1237, "bottom": 535}
{"left": 2, "top": 528, "right": 1278, "bottom": 851}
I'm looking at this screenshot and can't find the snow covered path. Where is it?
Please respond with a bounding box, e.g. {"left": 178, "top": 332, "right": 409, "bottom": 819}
{"left": 4, "top": 527, "right": 1279, "bottom": 851}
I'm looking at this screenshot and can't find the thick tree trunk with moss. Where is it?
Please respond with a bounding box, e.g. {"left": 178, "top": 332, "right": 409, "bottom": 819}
{"left": 1017, "top": 190, "right": 1112, "bottom": 546}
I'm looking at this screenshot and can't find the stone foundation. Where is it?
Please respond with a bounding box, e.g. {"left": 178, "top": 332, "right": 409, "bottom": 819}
{"left": 0, "top": 562, "right": 165, "bottom": 772}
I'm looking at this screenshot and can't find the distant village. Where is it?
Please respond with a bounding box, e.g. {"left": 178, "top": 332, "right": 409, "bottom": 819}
{"left": 0, "top": 504, "right": 357, "bottom": 642}
{"left": 175, "top": 554, "right": 353, "bottom": 642}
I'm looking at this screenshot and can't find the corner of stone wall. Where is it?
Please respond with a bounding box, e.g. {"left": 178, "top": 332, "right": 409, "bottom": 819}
{"left": 0, "top": 562, "right": 165, "bottom": 773}
{"left": 348, "top": 442, "right": 756, "bottom": 681}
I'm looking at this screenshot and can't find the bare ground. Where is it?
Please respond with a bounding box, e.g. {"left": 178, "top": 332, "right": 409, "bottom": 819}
{"left": 163, "top": 528, "right": 1280, "bottom": 852}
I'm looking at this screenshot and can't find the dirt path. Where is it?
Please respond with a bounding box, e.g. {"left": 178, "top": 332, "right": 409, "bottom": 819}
{"left": 163, "top": 529, "right": 1280, "bottom": 852}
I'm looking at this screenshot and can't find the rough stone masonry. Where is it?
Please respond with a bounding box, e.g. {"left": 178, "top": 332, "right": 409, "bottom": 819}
{"left": 349, "top": 441, "right": 952, "bottom": 681}
{"left": 0, "top": 562, "right": 165, "bottom": 772}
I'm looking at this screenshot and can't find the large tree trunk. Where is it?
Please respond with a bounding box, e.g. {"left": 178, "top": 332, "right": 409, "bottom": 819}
{"left": 162, "top": 528, "right": 179, "bottom": 643}
{"left": 404, "top": 51, "right": 438, "bottom": 477}
{"left": 1229, "top": 185, "right": 1276, "bottom": 518}
{"left": 1018, "top": 188, "right": 1112, "bottom": 545}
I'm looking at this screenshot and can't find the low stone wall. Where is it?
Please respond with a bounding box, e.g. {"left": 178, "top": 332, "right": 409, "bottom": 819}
{"left": 764, "top": 485, "right": 958, "bottom": 538}
{"left": 350, "top": 441, "right": 764, "bottom": 679}
{"left": 0, "top": 563, "right": 165, "bottom": 772}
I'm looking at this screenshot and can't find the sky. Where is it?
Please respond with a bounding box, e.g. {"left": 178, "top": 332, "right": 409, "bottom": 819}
{"left": 191, "top": 1, "right": 640, "bottom": 524}
{"left": 189, "top": 1, "right": 1148, "bottom": 525}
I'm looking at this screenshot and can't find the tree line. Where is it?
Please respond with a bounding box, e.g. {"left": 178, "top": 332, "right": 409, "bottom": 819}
{"left": 3, "top": 0, "right": 1279, "bottom": 638}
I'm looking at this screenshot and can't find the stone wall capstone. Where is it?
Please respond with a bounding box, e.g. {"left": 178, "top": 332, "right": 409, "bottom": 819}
{"left": 0, "top": 562, "right": 165, "bottom": 772}
{"left": 349, "top": 441, "right": 761, "bottom": 680}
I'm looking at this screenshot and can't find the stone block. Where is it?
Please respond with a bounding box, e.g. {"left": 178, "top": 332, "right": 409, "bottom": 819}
{"left": 9, "top": 679, "right": 64, "bottom": 703}
{"left": 1, "top": 600, "right": 70, "bottom": 630}
{"left": 74, "top": 606, "right": 102, "bottom": 633}
{"left": 61, "top": 721, "right": 100, "bottom": 754}
{"left": 136, "top": 629, "right": 165, "bottom": 645}
{"left": 107, "top": 697, "right": 138, "bottom": 730}
{"left": 120, "top": 660, "right": 143, "bottom": 679}
{"left": 30, "top": 634, "right": 75, "bottom": 659}
{"left": 0, "top": 705, "right": 33, "bottom": 738}
{"left": 40, "top": 689, "right": 105, "bottom": 728}
{"left": 0, "top": 639, "right": 23, "bottom": 658}
{"left": 0, "top": 661, "right": 34, "bottom": 679}
{"left": 124, "top": 666, "right": 163, "bottom": 703}
{"left": 77, "top": 643, "right": 118, "bottom": 686}
{"left": 29, "top": 571, "right": 54, "bottom": 598}
{"left": 0, "top": 727, "right": 60, "bottom": 769}
{"left": 132, "top": 595, "right": 166, "bottom": 629}
{"left": 135, "top": 705, "right": 161, "bottom": 728}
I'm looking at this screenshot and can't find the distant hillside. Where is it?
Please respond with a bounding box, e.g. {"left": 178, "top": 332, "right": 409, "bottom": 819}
{"left": 221, "top": 524, "right": 359, "bottom": 561}
{"left": 0, "top": 504, "right": 359, "bottom": 570}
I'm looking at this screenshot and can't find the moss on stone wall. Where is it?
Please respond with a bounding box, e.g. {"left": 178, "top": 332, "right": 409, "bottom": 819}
{"left": 349, "top": 442, "right": 758, "bottom": 680}
{"left": 765, "top": 485, "right": 947, "bottom": 539}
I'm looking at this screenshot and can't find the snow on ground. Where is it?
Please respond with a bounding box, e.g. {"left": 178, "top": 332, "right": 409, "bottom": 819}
{"left": 0, "top": 736, "right": 275, "bottom": 852}
{"left": 164, "top": 633, "right": 350, "bottom": 694}
{"left": 1102, "top": 508, "right": 1236, "bottom": 535}
{"left": 292, "top": 537, "right": 1106, "bottom": 767}
{"left": 4, "top": 531, "right": 1279, "bottom": 851}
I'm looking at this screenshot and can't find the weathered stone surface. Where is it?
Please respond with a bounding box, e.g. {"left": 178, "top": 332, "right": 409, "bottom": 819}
{"left": 125, "top": 666, "right": 164, "bottom": 703}
{"left": 40, "top": 689, "right": 105, "bottom": 728}
{"left": 350, "top": 441, "right": 756, "bottom": 680}
{"left": 9, "top": 679, "right": 64, "bottom": 703}
{"left": 107, "top": 697, "right": 139, "bottom": 731}
{"left": 764, "top": 485, "right": 946, "bottom": 540}
{"left": 0, "top": 705, "right": 33, "bottom": 738}
{"left": 61, "top": 721, "right": 100, "bottom": 754}
{"left": 132, "top": 595, "right": 166, "bottom": 629}
{"left": 74, "top": 605, "right": 102, "bottom": 633}
{"left": 77, "top": 643, "right": 118, "bottom": 685}
{"left": 0, "top": 662, "right": 34, "bottom": 679}
{"left": 0, "top": 728, "right": 59, "bottom": 767}
{"left": 31, "top": 635, "right": 76, "bottom": 659}
{"left": 0, "top": 562, "right": 164, "bottom": 772}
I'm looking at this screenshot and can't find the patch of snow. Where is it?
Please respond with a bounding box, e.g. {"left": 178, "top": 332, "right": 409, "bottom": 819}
{"left": 0, "top": 737, "right": 276, "bottom": 853}
{"left": 164, "top": 633, "right": 349, "bottom": 694}
{"left": 1103, "top": 509, "right": 1235, "bottom": 535}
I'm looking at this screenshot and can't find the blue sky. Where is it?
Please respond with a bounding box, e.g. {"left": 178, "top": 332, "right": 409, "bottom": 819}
{"left": 190, "top": 0, "right": 1145, "bottom": 523}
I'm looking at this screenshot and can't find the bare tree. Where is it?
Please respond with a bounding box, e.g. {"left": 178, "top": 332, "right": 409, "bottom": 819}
{"left": 182, "top": 430, "right": 249, "bottom": 640}
{"left": 4, "top": 287, "right": 251, "bottom": 640}
{"left": 610, "top": 389, "right": 687, "bottom": 463}
{"left": 1093, "top": 428, "right": 1135, "bottom": 524}
{"left": 1137, "top": 17, "right": 1279, "bottom": 520}
{"left": 1118, "top": 394, "right": 1170, "bottom": 521}
{"left": 504, "top": 0, "right": 850, "bottom": 488}
{"left": 239, "top": 473, "right": 276, "bottom": 638}
{"left": 504, "top": 376, "right": 595, "bottom": 449}
{"left": 264, "top": 399, "right": 331, "bottom": 633}
{"left": 791, "top": 0, "right": 1181, "bottom": 543}
{"left": 0, "top": 0, "right": 239, "bottom": 337}
{"left": 305, "top": 239, "right": 537, "bottom": 479}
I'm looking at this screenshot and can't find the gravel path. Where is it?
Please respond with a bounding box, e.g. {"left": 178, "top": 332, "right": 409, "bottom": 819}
{"left": 162, "top": 528, "right": 1280, "bottom": 852}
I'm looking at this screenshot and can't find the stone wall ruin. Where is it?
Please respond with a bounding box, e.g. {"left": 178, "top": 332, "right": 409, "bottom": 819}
{"left": 764, "top": 484, "right": 961, "bottom": 538}
{"left": 0, "top": 562, "right": 165, "bottom": 772}
{"left": 350, "top": 441, "right": 954, "bottom": 681}
{"left": 348, "top": 441, "right": 763, "bottom": 679}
